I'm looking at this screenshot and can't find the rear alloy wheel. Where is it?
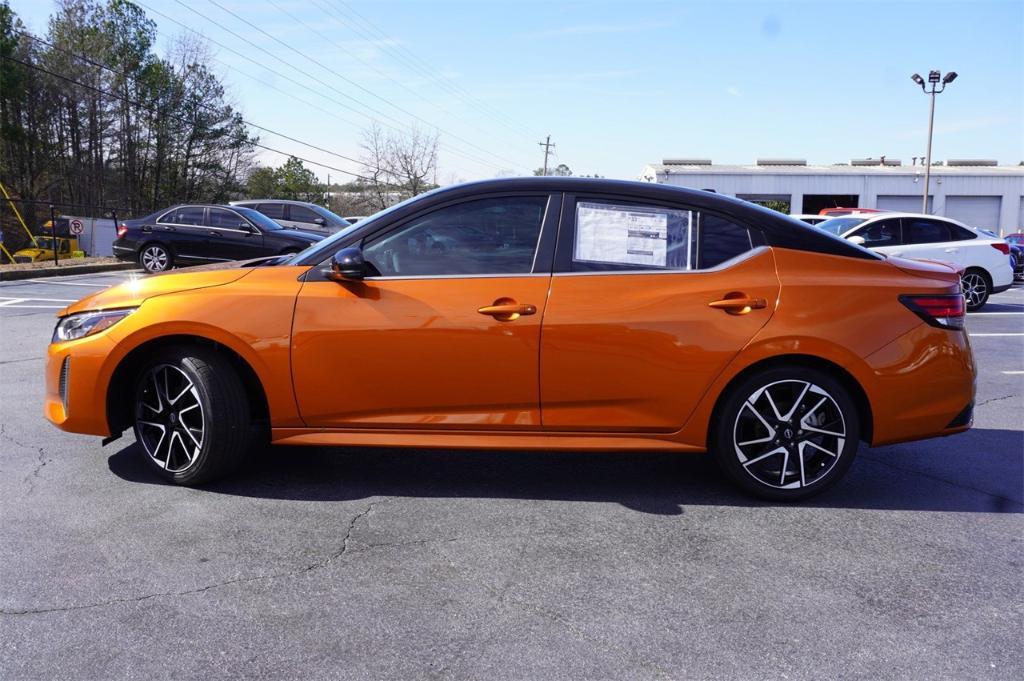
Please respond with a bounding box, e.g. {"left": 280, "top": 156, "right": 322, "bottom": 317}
{"left": 713, "top": 368, "right": 860, "bottom": 500}
{"left": 132, "top": 348, "right": 250, "bottom": 485}
{"left": 961, "top": 270, "right": 989, "bottom": 311}
{"left": 140, "top": 244, "right": 172, "bottom": 273}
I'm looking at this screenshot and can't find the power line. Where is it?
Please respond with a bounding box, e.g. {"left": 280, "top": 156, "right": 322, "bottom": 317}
{"left": 265, "top": 0, "right": 531, "bottom": 162}
{"left": 134, "top": 0, "right": 511, "bottom": 173}
{"left": 16, "top": 31, "right": 373, "bottom": 176}
{"left": 327, "top": 0, "right": 542, "bottom": 141}
{"left": 202, "top": 0, "right": 528, "bottom": 172}
{"left": 0, "top": 53, "right": 374, "bottom": 183}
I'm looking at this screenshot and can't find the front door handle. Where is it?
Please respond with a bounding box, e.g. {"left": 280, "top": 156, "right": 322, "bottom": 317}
{"left": 708, "top": 293, "right": 767, "bottom": 315}
{"left": 477, "top": 297, "right": 537, "bottom": 322}
{"left": 944, "top": 248, "right": 959, "bottom": 253}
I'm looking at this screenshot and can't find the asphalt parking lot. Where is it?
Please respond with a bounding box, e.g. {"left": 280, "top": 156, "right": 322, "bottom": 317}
{"left": 1, "top": 271, "right": 1021, "bottom": 680}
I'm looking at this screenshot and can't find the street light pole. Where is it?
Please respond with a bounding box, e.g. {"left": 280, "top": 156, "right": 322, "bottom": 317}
{"left": 911, "top": 70, "right": 957, "bottom": 214}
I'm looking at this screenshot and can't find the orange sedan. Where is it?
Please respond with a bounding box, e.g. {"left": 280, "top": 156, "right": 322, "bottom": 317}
{"left": 44, "top": 178, "right": 974, "bottom": 500}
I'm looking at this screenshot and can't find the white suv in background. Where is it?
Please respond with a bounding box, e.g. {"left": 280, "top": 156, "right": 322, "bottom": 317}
{"left": 818, "top": 213, "right": 1014, "bottom": 310}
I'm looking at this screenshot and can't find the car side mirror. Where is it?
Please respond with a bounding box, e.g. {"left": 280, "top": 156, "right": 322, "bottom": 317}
{"left": 314, "top": 217, "right": 326, "bottom": 226}
{"left": 848, "top": 235, "right": 866, "bottom": 245}
{"left": 327, "top": 247, "right": 366, "bottom": 282}
{"left": 239, "top": 221, "right": 255, "bottom": 233}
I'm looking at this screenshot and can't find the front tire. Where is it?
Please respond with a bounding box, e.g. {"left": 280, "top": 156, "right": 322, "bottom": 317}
{"left": 132, "top": 347, "right": 250, "bottom": 485}
{"left": 961, "top": 269, "right": 990, "bottom": 311}
{"left": 711, "top": 367, "right": 860, "bottom": 501}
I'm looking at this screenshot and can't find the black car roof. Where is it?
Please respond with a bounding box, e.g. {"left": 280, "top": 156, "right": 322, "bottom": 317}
{"left": 382, "top": 177, "right": 877, "bottom": 260}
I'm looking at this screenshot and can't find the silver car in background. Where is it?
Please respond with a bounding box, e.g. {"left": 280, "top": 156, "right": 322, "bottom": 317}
{"left": 230, "top": 199, "right": 351, "bottom": 235}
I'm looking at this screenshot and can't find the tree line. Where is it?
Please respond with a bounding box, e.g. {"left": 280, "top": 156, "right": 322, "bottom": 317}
{"left": 0, "top": 0, "right": 255, "bottom": 248}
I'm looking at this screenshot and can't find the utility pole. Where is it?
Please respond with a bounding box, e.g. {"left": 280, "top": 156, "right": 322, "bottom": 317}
{"left": 538, "top": 135, "right": 555, "bottom": 176}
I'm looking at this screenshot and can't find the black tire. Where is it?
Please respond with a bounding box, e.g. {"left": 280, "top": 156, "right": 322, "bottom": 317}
{"left": 139, "top": 242, "right": 173, "bottom": 273}
{"left": 131, "top": 346, "right": 250, "bottom": 485}
{"left": 711, "top": 366, "right": 861, "bottom": 501}
{"left": 961, "top": 268, "right": 990, "bottom": 311}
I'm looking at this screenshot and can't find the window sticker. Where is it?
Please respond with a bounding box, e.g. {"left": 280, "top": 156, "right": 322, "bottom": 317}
{"left": 574, "top": 202, "right": 692, "bottom": 268}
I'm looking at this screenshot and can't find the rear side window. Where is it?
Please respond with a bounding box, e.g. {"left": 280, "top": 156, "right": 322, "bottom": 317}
{"left": 569, "top": 200, "right": 752, "bottom": 272}
{"left": 903, "top": 218, "right": 951, "bottom": 244}
{"left": 257, "top": 203, "right": 286, "bottom": 220}
{"left": 207, "top": 208, "right": 245, "bottom": 229}
{"left": 159, "top": 207, "right": 204, "bottom": 226}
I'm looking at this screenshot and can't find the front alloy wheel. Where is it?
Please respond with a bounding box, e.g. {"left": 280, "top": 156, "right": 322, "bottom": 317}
{"left": 136, "top": 364, "right": 205, "bottom": 473}
{"left": 961, "top": 271, "right": 989, "bottom": 311}
{"left": 713, "top": 368, "right": 860, "bottom": 500}
{"left": 132, "top": 347, "right": 251, "bottom": 485}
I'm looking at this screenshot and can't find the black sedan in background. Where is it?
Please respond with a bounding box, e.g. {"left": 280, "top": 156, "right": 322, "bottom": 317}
{"left": 113, "top": 204, "right": 324, "bottom": 273}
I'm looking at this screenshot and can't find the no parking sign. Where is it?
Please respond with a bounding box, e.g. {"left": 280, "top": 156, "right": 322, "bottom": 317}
{"left": 69, "top": 218, "right": 84, "bottom": 236}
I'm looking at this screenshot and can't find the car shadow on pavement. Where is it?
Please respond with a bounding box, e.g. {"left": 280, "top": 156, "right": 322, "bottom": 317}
{"left": 107, "top": 427, "right": 1023, "bottom": 515}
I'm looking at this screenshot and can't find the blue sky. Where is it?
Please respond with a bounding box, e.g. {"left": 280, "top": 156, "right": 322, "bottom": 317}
{"left": 10, "top": 0, "right": 1024, "bottom": 183}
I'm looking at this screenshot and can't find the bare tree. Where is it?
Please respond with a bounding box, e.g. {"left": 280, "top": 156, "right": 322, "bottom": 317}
{"left": 356, "top": 123, "right": 439, "bottom": 211}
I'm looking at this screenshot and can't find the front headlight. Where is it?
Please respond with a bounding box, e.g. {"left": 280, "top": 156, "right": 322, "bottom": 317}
{"left": 52, "top": 308, "right": 136, "bottom": 343}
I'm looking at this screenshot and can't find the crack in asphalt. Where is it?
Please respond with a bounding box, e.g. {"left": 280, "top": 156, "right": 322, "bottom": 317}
{"left": 0, "top": 357, "right": 41, "bottom": 366}
{"left": 0, "top": 500, "right": 383, "bottom": 617}
{"left": 1, "top": 423, "right": 50, "bottom": 495}
{"left": 976, "top": 394, "right": 1018, "bottom": 407}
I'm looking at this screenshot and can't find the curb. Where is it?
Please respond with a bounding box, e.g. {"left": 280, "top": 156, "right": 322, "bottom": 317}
{"left": 0, "top": 261, "right": 138, "bottom": 281}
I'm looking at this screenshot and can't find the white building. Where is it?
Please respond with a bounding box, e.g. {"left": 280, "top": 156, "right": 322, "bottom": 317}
{"left": 639, "top": 158, "right": 1024, "bottom": 235}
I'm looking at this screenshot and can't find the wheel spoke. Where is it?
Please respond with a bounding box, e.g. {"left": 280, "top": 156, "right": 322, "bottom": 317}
{"left": 762, "top": 386, "right": 784, "bottom": 421}
{"left": 136, "top": 363, "right": 205, "bottom": 474}
{"left": 742, "top": 445, "right": 786, "bottom": 467}
{"left": 798, "top": 442, "right": 807, "bottom": 487}
{"left": 743, "top": 401, "right": 776, "bottom": 436}
{"left": 804, "top": 439, "right": 841, "bottom": 458}
{"left": 781, "top": 381, "right": 811, "bottom": 421}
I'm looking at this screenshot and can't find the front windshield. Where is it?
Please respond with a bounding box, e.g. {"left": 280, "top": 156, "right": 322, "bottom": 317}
{"left": 234, "top": 206, "right": 283, "bottom": 231}
{"left": 817, "top": 216, "right": 867, "bottom": 236}
{"left": 37, "top": 237, "right": 54, "bottom": 249}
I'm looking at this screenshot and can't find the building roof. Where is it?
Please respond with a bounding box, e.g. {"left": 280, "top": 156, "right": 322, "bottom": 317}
{"left": 644, "top": 162, "right": 1024, "bottom": 176}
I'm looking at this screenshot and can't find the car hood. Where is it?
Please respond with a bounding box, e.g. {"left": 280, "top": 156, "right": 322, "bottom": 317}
{"left": 60, "top": 265, "right": 254, "bottom": 316}
{"left": 885, "top": 254, "right": 963, "bottom": 283}
{"left": 15, "top": 249, "right": 45, "bottom": 257}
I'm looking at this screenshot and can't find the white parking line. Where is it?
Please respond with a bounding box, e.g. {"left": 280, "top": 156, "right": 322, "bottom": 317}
{"left": 0, "top": 304, "right": 65, "bottom": 309}
{"left": 969, "top": 333, "right": 1024, "bottom": 337}
{"left": 0, "top": 296, "right": 75, "bottom": 303}
{"left": 0, "top": 298, "right": 27, "bottom": 307}
{"left": 970, "top": 312, "right": 1024, "bottom": 316}
{"left": 1003, "top": 371, "right": 1024, "bottom": 375}
{"left": 23, "top": 279, "right": 109, "bottom": 287}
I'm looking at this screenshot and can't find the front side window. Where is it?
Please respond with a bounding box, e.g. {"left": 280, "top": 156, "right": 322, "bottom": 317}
{"left": 159, "top": 207, "right": 205, "bottom": 226}
{"left": 362, "top": 196, "right": 547, "bottom": 277}
{"left": 850, "top": 219, "right": 901, "bottom": 247}
{"left": 902, "top": 218, "right": 951, "bottom": 244}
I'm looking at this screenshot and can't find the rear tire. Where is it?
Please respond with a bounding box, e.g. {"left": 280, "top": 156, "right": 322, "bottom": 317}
{"left": 140, "top": 243, "right": 172, "bottom": 273}
{"left": 711, "top": 366, "right": 860, "bottom": 501}
{"left": 961, "top": 268, "right": 990, "bottom": 311}
{"left": 132, "top": 347, "right": 250, "bottom": 485}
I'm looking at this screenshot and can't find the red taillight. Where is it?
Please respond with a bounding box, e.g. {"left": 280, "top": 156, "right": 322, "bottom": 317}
{"left": 116, "top": 223, "right": 128, "bottom": 238}
{"left": 899, "top": 294, "right": 965, "bottom": 330}
{"left": 991, "top": 242, "right": 1010, "bottom": 255}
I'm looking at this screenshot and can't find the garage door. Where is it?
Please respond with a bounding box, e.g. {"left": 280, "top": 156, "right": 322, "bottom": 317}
{"left": 877, "top": 195, "right": 933, "bottom": 213}
{"left": 945, "top": 196, "right": 1001, "bottom": 231}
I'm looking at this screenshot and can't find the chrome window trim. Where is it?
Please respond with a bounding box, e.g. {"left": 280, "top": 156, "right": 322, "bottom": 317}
{"left": 156, "top": 205, "right": 206, "bottom": 227}
{"left": 553, "top": 245, "right": 769, "bottom": 277}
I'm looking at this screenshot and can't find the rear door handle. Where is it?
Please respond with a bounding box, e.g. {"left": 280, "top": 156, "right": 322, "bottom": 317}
{"left": 944, "top": 248, "right": 959, "bottom": 253}
{"left": 477, "top": 298, "right": 537, "bottom": 322}
{"left": 208, "top": 231, "right": 221, "bottom": 237}
{"left": 708, "top": 294, "right": 767, "bottom": 315}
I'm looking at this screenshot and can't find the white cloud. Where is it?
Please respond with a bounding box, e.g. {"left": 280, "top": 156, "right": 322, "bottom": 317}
{"left": 727, "top": 87, "right": 742, "bottom": 98}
